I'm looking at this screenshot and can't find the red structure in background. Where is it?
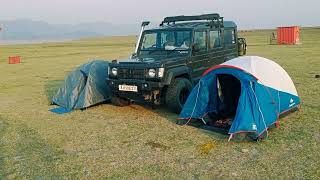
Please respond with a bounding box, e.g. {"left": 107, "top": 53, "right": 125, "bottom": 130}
{"left": 277, "top": 26, "right": 300, "bottom": 45}
{"left": 1, "top": 27, "right": 22, "bottom": 64}
{"left": 8, "top": 56, "right": 21, "bottom": 64}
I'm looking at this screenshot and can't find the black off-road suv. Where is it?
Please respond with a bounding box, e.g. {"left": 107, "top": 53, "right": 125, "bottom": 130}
{"left": 107, "top": 13, "right": 247, "bottom": 113}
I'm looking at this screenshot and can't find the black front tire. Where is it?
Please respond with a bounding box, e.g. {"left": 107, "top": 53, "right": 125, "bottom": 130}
{"left": 165, "top": 78, "right": 192, "bottom": 114}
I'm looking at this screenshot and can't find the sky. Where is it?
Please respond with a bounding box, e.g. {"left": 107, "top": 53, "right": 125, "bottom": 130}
{"left": 1, "top": 0, "right": 319, "bottom": 29}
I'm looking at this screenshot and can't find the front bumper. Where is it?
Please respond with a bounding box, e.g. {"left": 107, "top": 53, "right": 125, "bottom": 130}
{"left": 107, "top": 78, "right": 164, "bottom": 101}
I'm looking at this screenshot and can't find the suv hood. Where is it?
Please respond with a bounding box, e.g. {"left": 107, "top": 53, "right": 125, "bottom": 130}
{"left": 108, "top": 58, "right": 161, "bottom": 69}
{"left": 116, "top": 56, "right": 185, "bottom": 66}
{"left": 119, "top": 57, "right": 157, "bottom": 64}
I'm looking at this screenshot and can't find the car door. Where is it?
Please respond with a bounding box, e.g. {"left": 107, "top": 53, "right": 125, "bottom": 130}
{"left": 188, "top": 30, "right": 209, "bottom": 82}
{"left": 223, "top": 28, "right": 238, "bottom": 62}
{"left": 207, "top": 29, "right": 225, "bottom": 67}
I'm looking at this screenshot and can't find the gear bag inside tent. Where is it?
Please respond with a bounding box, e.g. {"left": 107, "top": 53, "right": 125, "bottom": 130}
{"left": 179, "top": 56, "right": 301, "bottom": 141}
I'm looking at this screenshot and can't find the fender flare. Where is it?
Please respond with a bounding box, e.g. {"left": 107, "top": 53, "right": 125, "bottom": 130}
{"left": 163, "top": 66, "right": 192, "bottom": 85}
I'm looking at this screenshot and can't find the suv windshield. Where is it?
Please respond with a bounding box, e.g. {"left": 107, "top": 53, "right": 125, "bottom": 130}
{"left": 139, "top": 30, "right": 192, "bottom": 56}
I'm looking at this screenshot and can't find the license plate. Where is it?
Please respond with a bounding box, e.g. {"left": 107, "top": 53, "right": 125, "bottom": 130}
{"left": 119, "top": 85, "right": 138, "bottom": 92}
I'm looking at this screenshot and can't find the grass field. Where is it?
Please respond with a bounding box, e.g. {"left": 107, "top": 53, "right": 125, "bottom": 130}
{"left": 0, "top": 28, "right": 319, "bottom": 179}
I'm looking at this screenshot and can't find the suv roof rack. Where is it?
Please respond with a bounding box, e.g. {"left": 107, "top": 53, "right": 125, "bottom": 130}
{"left": 160, "top": 13, "right": 224, "bottom": 27}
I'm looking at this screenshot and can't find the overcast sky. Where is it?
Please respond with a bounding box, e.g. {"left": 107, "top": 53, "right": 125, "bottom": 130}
{"left": 1, "top": 0, "right": 319, "bottom": 29}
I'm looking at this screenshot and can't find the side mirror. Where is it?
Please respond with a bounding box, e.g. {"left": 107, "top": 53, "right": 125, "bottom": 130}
{"left": 130, "top": 53, "right": 137, "bottom": 59}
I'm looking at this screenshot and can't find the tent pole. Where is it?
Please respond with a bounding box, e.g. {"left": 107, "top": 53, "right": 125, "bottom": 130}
{"left": 228, "top": 134, "right": 233, "bottom": 142}
{"left": 200, "top": 118, "right": 207, "bottom": 125}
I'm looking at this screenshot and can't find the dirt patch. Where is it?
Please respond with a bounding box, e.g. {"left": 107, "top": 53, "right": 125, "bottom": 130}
{"left": 145, "top": 141, "right": 169, "bottom": 151}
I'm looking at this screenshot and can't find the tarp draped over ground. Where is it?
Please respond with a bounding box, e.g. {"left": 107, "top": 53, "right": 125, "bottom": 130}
{"left": 52, "top": 60, "right": 111, "bottom": 111}
{"left": 179, "top": 56, "right": 301, "bottom": 139}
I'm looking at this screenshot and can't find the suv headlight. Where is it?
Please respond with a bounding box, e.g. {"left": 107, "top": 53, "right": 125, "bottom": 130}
{"left": 158, "top": 68, "right": 164, "bottom": 78}
{"left": 111, "top": 68, "right": 118, "bottom": 76}
{"left": 148, "top": 69, "right": 156, "bottom": 78}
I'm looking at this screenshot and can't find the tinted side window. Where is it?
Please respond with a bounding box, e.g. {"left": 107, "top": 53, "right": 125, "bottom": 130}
{"left": 209, "top": 30, "right": 221, "bottom": 48}
{"left": 224, "top": 29, "right": 236, "bottom": 45}
{"left": 176, "top": 31, "right": 192, "bottom": 48}
{"left": 194, "top": 31, "right": 207, "bottom": 51}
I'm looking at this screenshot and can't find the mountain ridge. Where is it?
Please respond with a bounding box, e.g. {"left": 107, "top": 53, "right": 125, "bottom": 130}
{"left": 0, "top": 19, "right": 140, "bottom": 40}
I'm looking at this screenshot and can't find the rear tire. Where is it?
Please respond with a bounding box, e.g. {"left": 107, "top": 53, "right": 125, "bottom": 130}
{"left": 165, "top": 78, "right": 192, "bottom": 114}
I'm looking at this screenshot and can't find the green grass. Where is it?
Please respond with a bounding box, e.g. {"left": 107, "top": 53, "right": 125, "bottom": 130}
{"left": 0, "top": 29, "right": 319, "bottom": 179}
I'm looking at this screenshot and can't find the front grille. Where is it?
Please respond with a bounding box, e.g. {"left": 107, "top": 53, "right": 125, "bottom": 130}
{"left": 118, "top": 68, "right": 145, "bottom": 79}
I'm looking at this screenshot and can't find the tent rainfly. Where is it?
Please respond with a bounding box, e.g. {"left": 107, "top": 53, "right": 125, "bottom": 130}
{"left": 52, "top": 60, "right": 111, "bottom": 111}
{"left": 179, "top": 56, "right": 300, "bottom": 140}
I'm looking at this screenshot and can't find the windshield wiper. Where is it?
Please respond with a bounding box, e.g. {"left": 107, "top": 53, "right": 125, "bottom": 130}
{"left": 146, "top": 49, "right": 164, "bottom": 55}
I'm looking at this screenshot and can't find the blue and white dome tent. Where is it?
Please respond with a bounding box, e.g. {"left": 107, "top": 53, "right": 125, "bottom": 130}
{"left": 179, "top": 56, "right": 301, "bottom": 140}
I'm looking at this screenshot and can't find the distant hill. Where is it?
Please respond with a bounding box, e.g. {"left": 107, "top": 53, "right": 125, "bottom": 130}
{"left": 0, "top": 19, "right": 140, "bottom": 40}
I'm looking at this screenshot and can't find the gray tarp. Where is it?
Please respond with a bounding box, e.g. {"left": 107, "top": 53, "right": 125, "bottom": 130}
{"left": 52, "top": 60, "right": 110, "bottom": 110}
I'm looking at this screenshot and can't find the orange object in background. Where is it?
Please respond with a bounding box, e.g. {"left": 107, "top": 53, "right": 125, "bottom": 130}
{"left": 8, "top": 56, "right": 21, "bottom": 64}
{"left": 277, "top": 26, "right": 300, "bottom": 45}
